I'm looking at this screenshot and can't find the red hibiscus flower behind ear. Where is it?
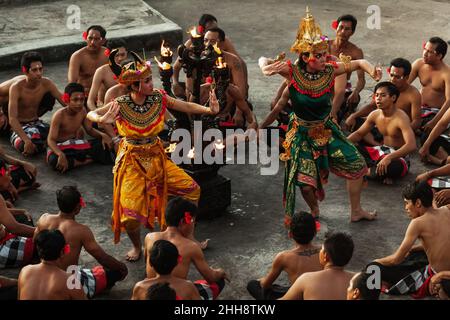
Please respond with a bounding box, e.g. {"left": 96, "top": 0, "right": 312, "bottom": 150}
{"left": 82, "top": 31, "right": 87, "bottom": 40}
{"left": 331, "top": 20, "right": 338, "bottom": 30}
{"left": 62, "top": 93, "right": 70, "bottom": 104}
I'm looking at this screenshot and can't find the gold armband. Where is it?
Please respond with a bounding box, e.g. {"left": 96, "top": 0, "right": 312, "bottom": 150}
{"left": 339, "top": 53, "right": 352, "bottom": 73}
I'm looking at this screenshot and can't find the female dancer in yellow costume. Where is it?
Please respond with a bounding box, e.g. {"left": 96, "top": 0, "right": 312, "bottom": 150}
{"left": 87, "top": 51, "right": 219, "bottom": 261}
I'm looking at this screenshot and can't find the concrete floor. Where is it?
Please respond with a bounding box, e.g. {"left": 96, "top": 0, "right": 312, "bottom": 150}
{"left": 1, "top": 0, "right": 450, "bottom": 300}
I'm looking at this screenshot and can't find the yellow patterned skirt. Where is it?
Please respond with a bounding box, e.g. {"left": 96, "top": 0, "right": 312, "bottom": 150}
{"left": 112, "top": 137, "right": 200, "bottom": 243}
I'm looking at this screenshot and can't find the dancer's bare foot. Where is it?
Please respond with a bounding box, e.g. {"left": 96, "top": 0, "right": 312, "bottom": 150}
{"left": 126, "top": 247, "right": 141, "bottom": 262}
{"left": 351, "top": 209, "right": 377, "bottom": 222}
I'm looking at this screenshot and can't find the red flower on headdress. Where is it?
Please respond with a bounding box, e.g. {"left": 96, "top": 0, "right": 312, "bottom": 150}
{"left": 79, "top": 197, "right": 86, "bottom": 208}
{"left": 205, "top": 76, "right": 213, "bottom": 84}
{"left": 197, "top": 25, "right": 204, "bottom": 34}
{"left": 62, "top": 93, "right": 70, "bottom": 104}
{"left": 387, "top": 67, "right": 391, "bottom": 74}
{"left": 63, "top": 244, "right": 71, "bottom": 254}
{"left": 184, "top": 212, "right": 193, "bottom": 225}
{"left": 82, "top": 31, "right": 88, "bottom": 40}
{"left": 113, "top": 75, "right": 118, "bottom": 80}
{"left": 177, "top": 255, "right": 183, "bottom": 264}
{"left": 0, "top": 167, "right": 6, "bottom": 177}
{"left": 21, "top": 66, "right": 27, "bottom": 73}
{"left": 104, "top": 48, "right": 111, "bottom": 57}
{"left": 331, "top": 20, "right": 338, "bottom": 30}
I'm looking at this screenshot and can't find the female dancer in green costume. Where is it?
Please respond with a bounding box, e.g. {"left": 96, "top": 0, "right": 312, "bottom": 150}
{"left": 259, "top": 8, "right": 382, "bottom": 226}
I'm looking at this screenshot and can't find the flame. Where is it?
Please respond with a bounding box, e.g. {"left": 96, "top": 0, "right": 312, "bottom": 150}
{"left": 160, "top": 40, "right": 173, "bottom": 57}
{"left": 187, "top": 147, "right": 195, "bottom": 159}
{"left": 216, "top": 57, "right": 227, "bottom": 69}
{"left": 165, "top": 143, "right": 177, "bottom": 153}
{"left": 188, "top": 26, "right": 201, "bottom": 38}
{"left": 214, "top": 139, "right": 225, "bottom": 150}
{"left": 154, "top": 56, "right": 171, "bottom": 70}
{"left": 213, "top": 43, "right": 222, "bottom": 55}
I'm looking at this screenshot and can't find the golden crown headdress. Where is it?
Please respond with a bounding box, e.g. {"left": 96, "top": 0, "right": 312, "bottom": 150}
{"left": 290, "top": 7, "right": 328, "bottom": 56}
{"left": 109, "top": 50, "right": 152, "bottom": 85}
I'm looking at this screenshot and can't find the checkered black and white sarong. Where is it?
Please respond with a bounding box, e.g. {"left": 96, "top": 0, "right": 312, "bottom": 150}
{"left": 429, "top": 176, "right": 450, "bottom": 189}
{"left": 193, "top": 279, "right": 225, "bottom": 300}
{"left": 76, "top": 266, "right": 108, "bottom": 299}
{"left": 10, "top": 120, "right": 49, "bottom": 152}
{"left": 0, "top": 233, "right": 34, "bottom": 268}
{"left": 387, "top": 265, "right": 436, "bottom": 299}
{"left": 364, "top": 145, "right": 410, "bottom": 176}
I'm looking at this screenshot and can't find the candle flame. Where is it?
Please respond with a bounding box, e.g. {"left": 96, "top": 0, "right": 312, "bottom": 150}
{"left": 165, "top": 143, "right": 177, "bottom": 153}
{"left": 216, "top": 57, "right": 227, "bottom": 69}
{"left": 213, "top": 43, "right": 222, "bottom": 54}
{"left": 187, "top": 147, "right": 195, "bottom": 159}
{"left": 160, "top": 40, "right": 173, "bottom": 57}
{"left": 188, "top": 26, "right": 201, "bottom": 38}
{"left": 154, "top": 56, "right": 171, "bottom": 70}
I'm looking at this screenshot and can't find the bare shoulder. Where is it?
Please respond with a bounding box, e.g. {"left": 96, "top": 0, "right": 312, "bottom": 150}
{"left": 413, "top": 58, "right": 425, "bottom": 68}
{"left": 349, "top": 43, "right": 364, "bottom": 59}
{"left": 395, "top": 108, "right": 412, "bottom": 122}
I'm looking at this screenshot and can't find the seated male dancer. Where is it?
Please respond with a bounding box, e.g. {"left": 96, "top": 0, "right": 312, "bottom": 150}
{"left": 18, "top": 229, "right": 87, "bottom": 300}
{"left": 366, "top": 181, "right": 450, "bottom": 299}
{"left": 247, "top": 212, "right": 321, "bottom": 300}
{"left": 0, "top": 146, "right": 39, "bottom": 203}
{"left": 34, "top": 186, "right": 127, "bottom": 298}
{"left": 348, "top": 82, "right": 416, "bottom": 184}
{"left": 280, "top": 232, "right": 355, "bottom": 300}
{"left": 87, "top": 39, "right": 128, "bottom": 111}
{"left": 0, "top": 169, "right": 35, "bottom": 269}
{"left": 9, "top": 52, "right": 65, "bottom": 156}
{"left": 346, "top": 58, "right": 421, "bottom": 144}
{"left": 47, "top": 83, "right": 113, "bottom": 173}
{"left": 132, "top": 240, "right": 201, "bottom": 300}
{"left": 409, "top": 37, "right": 450, "bottom": 135}
{"left": 68, "top": 25, "right": 108, "bottom": 97}
{"left": 144, "top": 197, "right": 228, "bottom": 300}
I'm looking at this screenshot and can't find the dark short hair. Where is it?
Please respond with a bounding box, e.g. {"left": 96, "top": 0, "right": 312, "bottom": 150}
{"left": 402, "top": 181, "right": 433, "bottom": 208}
{"left": 35, "top": 229, "right": 66, "bottom": 261}
{"left": 56, "top": 186, "right": 82, "bottom": 213}
{"left": 199, "top": 14, "right": 217, "bottom": 28}
{"left": 21, "top": 51, "right": 43, "bottom": 72}
{"left": 390, "top": 58, "right": 412, "bottom": 76}
{"left": 206, "top": 27, "right": 225, "bottom": 42}
{"left": 64, "top": 83, "right": 84, "bottom": 98}
{"left": 87, "top": 25, "right": 106, "bottom": 38}
{"left": 337, "top": 14, "right": 357, "bottom": 33}
{"left": 149, "top": 240, "right": 179, "bottom": 275}
{"left": 351, "top": 271, "right": 381, "bottom": 300}
{"left": 429, "top": 37, "right": 448, "bottom": 59}
{"left": 290, "top": 211, "right": 316, "bottom": 244}
{"left": 165, "top": 197, "right": 198, "bottom": 227}
{"left": 323, "top": 232, "right": 354, "bottom": 267}
{"left": 374, "top": 81, "right": 400, "bottom": 103}
{"left": 147, "top": 282, "right": 176, "bottom": 300}
{"left": 107, "top": 38, "right": 127, "bottom": 51}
